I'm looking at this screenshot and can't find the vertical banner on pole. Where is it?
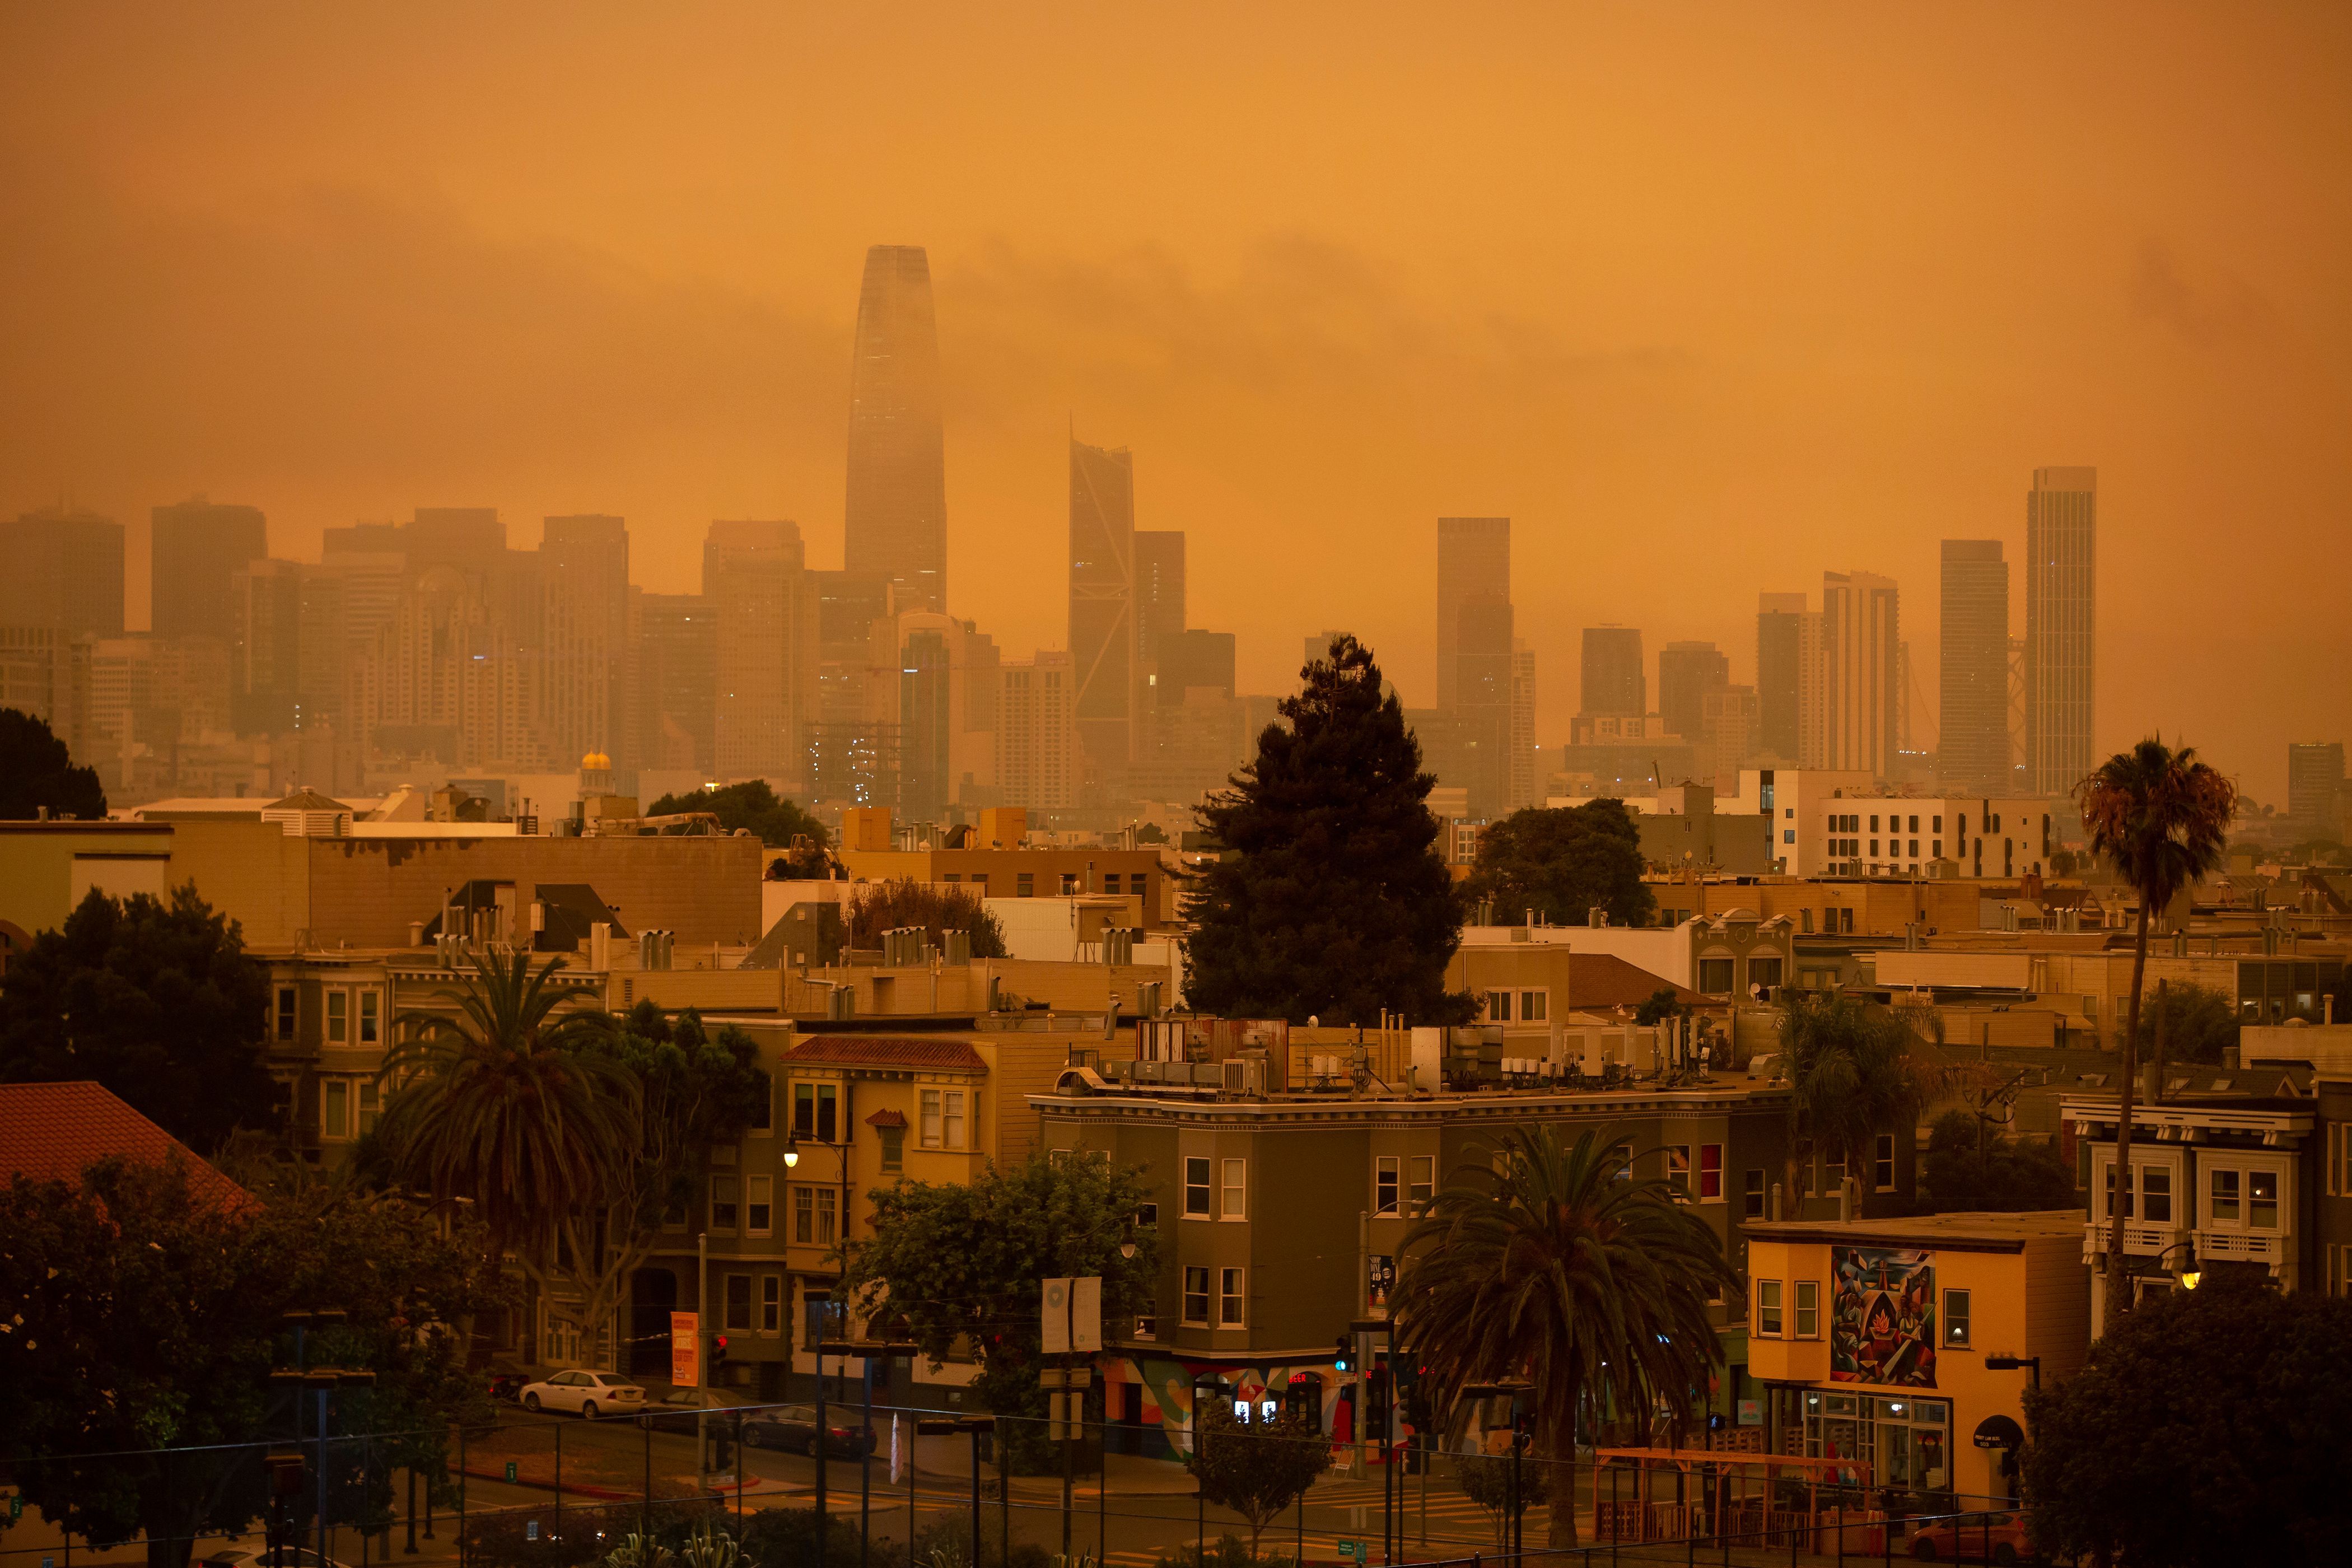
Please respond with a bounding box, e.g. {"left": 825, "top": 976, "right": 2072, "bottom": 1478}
{"left": 1040, "top": 1280, "right": 1072, "bottom": 1354}
{"left": 1070, "top": 1277, "right": 1103, "bottom": 1352}
{"left": 671, "top": 1313, "right": 700, "bottom": 1388}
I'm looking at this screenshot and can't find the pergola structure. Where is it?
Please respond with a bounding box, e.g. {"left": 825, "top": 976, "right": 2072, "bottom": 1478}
{"left": 1590, "top": 1444, "right": 1855, "bottom": 1545}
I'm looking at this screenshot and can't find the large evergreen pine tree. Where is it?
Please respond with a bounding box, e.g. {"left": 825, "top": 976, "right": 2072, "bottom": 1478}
{"left": 1183, "top": 634, "right": 1474, "bottom": 1025}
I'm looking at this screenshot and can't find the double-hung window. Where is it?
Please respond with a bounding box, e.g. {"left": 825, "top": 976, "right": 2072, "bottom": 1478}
{"left": 711, "top": 1175, "right": 740, "bottom": 1230}
{"left": 1375, "top": 1156, "right": 1400, "bottom": 1216}
{"left": 1757, "top": 1280, "right": 1784, "bottom": 1337}
{"left": 746, "top": 1175, "right": 773, "bottom": 1236}
{"left": 1664, "top": 1145, "right": 1692, "bottom": 1200}
{"left": 760, "top": 1276, "right": 782, "bottom": 1334}
{"left": 796, "top": 1082, "right": 839, "bottom": 1142}
{"left": 1408, "top": 1156, "right": 1436, "bottom": 1209}
{"left": 1944, "top": 1289, "right": 1972, "bottom": 1348}
{"left": 1219, "top": 1268, "right": 1245, "bottom": 1326}
{"left": 358, "top": 991, "right": 380, "bottom": 1045}
{"left": 920, "top": 1089, "right": 968, "bottom": 1149}
{"left": 1794, "top": 1280, "right": 1819, "bottom": 1338}
{"left": 1873, "top": 1133, "right": 1896, "bottom": 1192}
{"left": 1184, "top": 1156, "right": 1212, "bottom": 1217}
{"left": 1221, "top": 1158, "right": 1247, "bottom": 1219}
{"left": 1697, "top": 1144, "right": 1724, "bottom": 1201}
{"left": 2210, "top": 1168, "right": 2239, "bottom": 1223}
{"left": 326, "top": 991, "right": 348, "bottom": 1044}
{"left": 1182, "top": 1266, "right": 1211, "bottom": 1324}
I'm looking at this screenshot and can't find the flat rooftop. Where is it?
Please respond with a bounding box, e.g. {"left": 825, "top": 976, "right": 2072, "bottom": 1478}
{"left": 1743, "top": 1210, "right": 2084, "bottom": 1252}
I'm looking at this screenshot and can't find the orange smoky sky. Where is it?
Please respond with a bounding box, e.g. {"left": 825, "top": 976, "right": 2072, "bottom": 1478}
{"left": 2, "top": 2, "right": 2346, "bottom": 801}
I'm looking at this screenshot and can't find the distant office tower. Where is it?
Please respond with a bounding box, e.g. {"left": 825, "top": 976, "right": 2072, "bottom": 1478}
{"left": 1508, "top": 639, "right": 1537, "bottom": 813}
{"left": 403, "top": 508, "right": 507, "bottom": 580}
{"left": 540, "top": 515, "right": 632, "bottom": 766}
{"left": 706, "top": 521, "right": 810, "bottom": 784}
{"left": 2025, "top": 466, "right": 2097, "bottom": 795}
{"left": 1703, "top": 685, "right": 1760, "bottom": 786}
{"left": 1756, "top": 593, "right": 1807, "bottom": 762}
{"left": 1135, "top": 531, "right": 1186, "bottom": 659}
{"left": 898, "top": 618, "right": 955, "bottom": 822}
{"left": 1437, "top": 518, "right": 1511, "bottom": 713}
{"left": 997, "top": 651, "right": 1080, "bottom": 810}
{"left": 1939, "top": 540, "right": 2010, "bottom": 795}
{"left": 228, "top": 559, "right": 304, "bottom": 735}
{"left": 1657, "top": 641, "right": 1729, "bottom": 743}
{"left": 1580, "top": 627, "right": 1645, "bottom": 718}
{"left": 1068, "top": 440, "right": 1137, "bottom": 782}
{"left": 350, "top": 563, "right": 541, "bottom": 767}
{"left": 845, "top": 245, "right": 948, "bottom": 613}
{"left": 637, "top": 594, "right": 717, "bottom": 773}
{"left": 1154, "top": 629, "right": 1236, "bottom": 703}
{"left": 0, "top": 508, "right": 124, "bottom": 638}
{"left": 0, "top": 626, "right": 93, "bottom": 758}
{"left": 151, "top": 498, "right": 267, "bottom": 642}
{"left": 806, "top": 568, "right": 899, "bottom": 805}
{"left": 2288, "top": 742, "right": 2346, "bottom": 838}
{"left": 1821, "top": 571, "right": 1900, "bottom": 778}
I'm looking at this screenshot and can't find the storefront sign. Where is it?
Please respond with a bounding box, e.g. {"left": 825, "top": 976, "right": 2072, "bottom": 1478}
{"left": 1830, "top": 1246, "right": 1937, "bottom": 1388}
{"left": 671, "top": 1310, "right": 699, "bottom": 1387}
{"left": 1737, "top": 1399, "right": 1761, "bottom": 1426}
{"left": 1366, "top": 1255, "right": 1396, "bottom": 1309}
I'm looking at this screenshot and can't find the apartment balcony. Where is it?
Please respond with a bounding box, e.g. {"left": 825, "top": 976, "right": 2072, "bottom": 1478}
{"left": 2193, "top": 1227, "right": 2290, "bottom": 1275}
{"left": 2079, "top": 1220, "right": 2190, "bottom": 1264}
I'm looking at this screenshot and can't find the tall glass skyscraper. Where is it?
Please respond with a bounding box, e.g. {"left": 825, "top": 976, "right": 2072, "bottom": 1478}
{"left": 845, "top": 245, "right": 947, "bottom": 612}
{"left": 2025, "top": 466, "right": 2096, "bottom": 796}
{"left": 1939, "top": 539, "right": 2010, "bottom": 795}
{"left": 1068, "top": 439, "right": 1137, "bottom": 781}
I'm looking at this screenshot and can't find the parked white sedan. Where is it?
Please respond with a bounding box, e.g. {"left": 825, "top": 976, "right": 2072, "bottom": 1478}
{"left": 520, "top": 1370, "right": 646, "bottom": 1419}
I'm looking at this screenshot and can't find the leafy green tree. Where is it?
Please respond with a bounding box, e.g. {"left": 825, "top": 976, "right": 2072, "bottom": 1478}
{"left": 2133, "top": 980, "right": 2237, "bottom": 1066}
{"left": 0, "top": 706, "right": 106, "bottom": 820}
{"left": 651, "top": 781, "right": 828, "bottom": 850}
{"left": 0, "top": 1155, "right": 510, "bottom": 1568}
{"left": 1462, "top": 800, "right": 1655, "bottom": 928}
{"left": 2022, "top": 1274, "right": 2352, "bottom": 1566}
{"left": 2076, "top": 738, "right": 2235, "bottom": 1337}
{"left": 1454, "top": 1450, "right": 1553, "bottom": 1548}
{"left": 376, "top": 951, "right": 640, "bottom": 1348}
{"left": 842, "top": 1153, "right": 1158, "bottom": 1472}
{"left": 568, "top": 1002, "right": 770, "bottom": 1351}
{"left": 1184, "top": 1403, "right": 1331, "bottom": 1560}
{"left": 1184, "top": 634, "right": 1472, "bottom": 1025}
{"left": 1917, "top": 1110, "right": 2076, "bottom": 1213}
{"left": 1777, "top": 993, "right": 1945, "bottom": 1205}
{"left": 0, "top": 885, "right": 274, "bottom": 1152}
{"left": 1632, "top": 987, "right": 1688, "bottom": 1027}
{"left": 846, "top": 876, "right": 1009, "bottom": 958}
{"left": 1392, "top": 1124, "right": 1734, "bottom": 1547}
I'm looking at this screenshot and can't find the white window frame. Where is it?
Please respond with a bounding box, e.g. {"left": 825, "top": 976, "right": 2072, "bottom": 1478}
{"left": 1485, "top": 989, "right": 1512, "bottom": 1023}
{"left": 760, "top": 1275, "right": 782, "bottom": 1335}
{"left": 1519, "top": 988, "right": 1548, "bottom": 1023}
{"left": 1182, "top": 1265, "right": 1211, "bottom": 1326}
{"left": 1183, "top": 1156, "right": 1212, "bottom": 1217}
{"left": 1756, "top": 1278, "right": 1784, "bottom": 1338}
{"left": 711, "top": 1175, "right": 740, "bottom": 1231}
{"left": 1219, "top": 1267, "right": 1245, "bottom": 1327}
{"left": 320, "top": 1077, "right": 350, "bottom": 1140}
{"left": 1220, "top": 1157, "right": 1247, "bottom": 1220}
{"left": 325, "top": 989, "right": 348, "bottom": 1044}
{"left": 276, "top": 986, "right": 297, "bottom": 1042}
{"left": 1794, "top": 1279, "right": 1819, "bottom": 1340}
{"left": 358, "top": 990, "right": 380, "bottom": 1045}
{"left": 1664, "top": 1144, "right": 1692, "bottom": 1200}
{"left": 746, "top": 1174, "right": 773, "bottom": 1237}
{"left": 1375, "top": 1155, "right": 1400, "bottom": 1216}
{"left": 1873, "top": 1132, "right": 1896, "bottom": 1192}
{"left": 1408, "top": 1155, "right": 1436, "bottom": 1208}
{"left": 1697, "top": 1144, "right": 1724, "bottom": 1202}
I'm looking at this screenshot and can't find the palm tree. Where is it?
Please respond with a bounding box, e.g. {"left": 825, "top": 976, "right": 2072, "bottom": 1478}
{"left": 376, "top": 950, "right": 638, "bottom": 1280}
{"left": 1779, "top": 993, "right": 1949, "bottom": 1210}
{"left": 2077, "top": 738, "right": 2236, "bottom": 1336}
{"left": 1391, "top": 1124, "right": 1734, "bottom": 1548}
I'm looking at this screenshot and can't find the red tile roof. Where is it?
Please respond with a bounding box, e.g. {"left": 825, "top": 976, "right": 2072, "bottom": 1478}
{"left": 864, "top": 1108, "right": 909, "bottom": 1128}
{"left": 786, "top": 1035, "right": 988, "bottom": 1071}
{"left": 0, "top": 1081, "right": 254, "bottom": 1212}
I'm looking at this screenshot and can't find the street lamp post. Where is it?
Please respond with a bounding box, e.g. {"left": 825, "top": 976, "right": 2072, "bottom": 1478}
{"left": 1189, "top": 1374, "right": 1231, "bottom": 1568}
{"left": 916, "top": 1417, "right": 996, "bottom": 1568}
{"left": 819, "top": 1337, "right": 922, "bottom": 1568}
{"left": 787, "top": 1126, "right": 864, "bottom": 1568}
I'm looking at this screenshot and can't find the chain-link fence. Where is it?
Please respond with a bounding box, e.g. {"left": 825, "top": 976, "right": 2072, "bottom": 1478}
{"left": 0, "top": 1404, "right": 2036, "bottom": 1568}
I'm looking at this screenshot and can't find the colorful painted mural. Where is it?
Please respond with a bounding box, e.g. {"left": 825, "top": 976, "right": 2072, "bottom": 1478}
{"left": 1099, "top": 1352, "right": 1361, "bottom": 1460}
{"left": 1828, "top": 1245, "right": 1936, "bottom": 1388}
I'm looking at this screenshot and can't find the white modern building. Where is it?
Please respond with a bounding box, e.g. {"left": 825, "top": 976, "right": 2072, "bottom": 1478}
{"left": 1727, "top": 768, "right": 2060, "bottom": 879}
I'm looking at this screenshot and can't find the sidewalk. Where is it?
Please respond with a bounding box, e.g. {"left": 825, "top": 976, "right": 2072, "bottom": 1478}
{"left": 1001, "top": 1453, "right": 1200, "bottom": 1501}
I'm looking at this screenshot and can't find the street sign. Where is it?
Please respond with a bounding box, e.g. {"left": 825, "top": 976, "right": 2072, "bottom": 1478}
{"left": 671, "top": 1310, "right": 699, "bottom": 1388}
{"left": 504, "top": 1462, "right": 518, "bottom": 1483}
{"left": 525, "top": 1523, "right": 539, "bottom": 1543}
{"left": 1339, "top": 1541, "right": 1365, "bottom": 1561}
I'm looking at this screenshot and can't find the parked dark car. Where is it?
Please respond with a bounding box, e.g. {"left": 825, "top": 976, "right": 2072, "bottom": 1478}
{"left": 643, "top": 1386, "right": 754, "bottom": 1435}
{"left": 741, "top": 1404, "right": 876, "bottom": 1457}
{"left": 482, "top": 1361, "right": 530, "bottom": 1404}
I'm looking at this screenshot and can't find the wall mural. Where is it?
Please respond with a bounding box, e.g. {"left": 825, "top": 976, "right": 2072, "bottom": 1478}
{"left": 1829, "top": 1246, "right": 1936, "bottom": 1388}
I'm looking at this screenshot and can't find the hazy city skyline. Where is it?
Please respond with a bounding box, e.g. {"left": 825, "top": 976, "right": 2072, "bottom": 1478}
{"left": 2, "top": 4, "right": 2346, "bottom": 799}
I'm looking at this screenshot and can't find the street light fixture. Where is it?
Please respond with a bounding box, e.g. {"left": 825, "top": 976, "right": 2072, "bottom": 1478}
{"left": 1983, "top": 1354, "right": 2042, "bottom": 1392}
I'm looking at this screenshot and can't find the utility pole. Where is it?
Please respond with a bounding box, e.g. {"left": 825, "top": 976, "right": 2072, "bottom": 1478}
{"left": 696, "top": 1231, "right": 709, "bottom": 1497}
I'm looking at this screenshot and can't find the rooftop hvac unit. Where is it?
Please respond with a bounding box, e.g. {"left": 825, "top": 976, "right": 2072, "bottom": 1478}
{"left": 1104, "top": 926, "right": 1138, "bottom": 965}
{"left": 1137, "top": 1018, "right": 1185, "bottom": 1062}
{"left": 1136, "top": 979, "right": 1163, "bottom": 1019}
{"left": 828, "top": 984, "right": 855, "bottom": 1020}
{"left": 1220, "top": 1058, "right": 1266, "bottom": 1097}
{"left": 944, "top": 928, "right": 972, "bottom": 964}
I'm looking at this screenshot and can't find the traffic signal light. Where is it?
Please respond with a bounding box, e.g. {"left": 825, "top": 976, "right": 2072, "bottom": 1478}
{"left": 1368, "top": 1362, "right": 1392, "bottom": 1404}
{"left": 711, "top": 1334, "right": 729, "bottom": 1371}
{"left": 1333, "top": 1334, "right": 1352, "bottom": 1373}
